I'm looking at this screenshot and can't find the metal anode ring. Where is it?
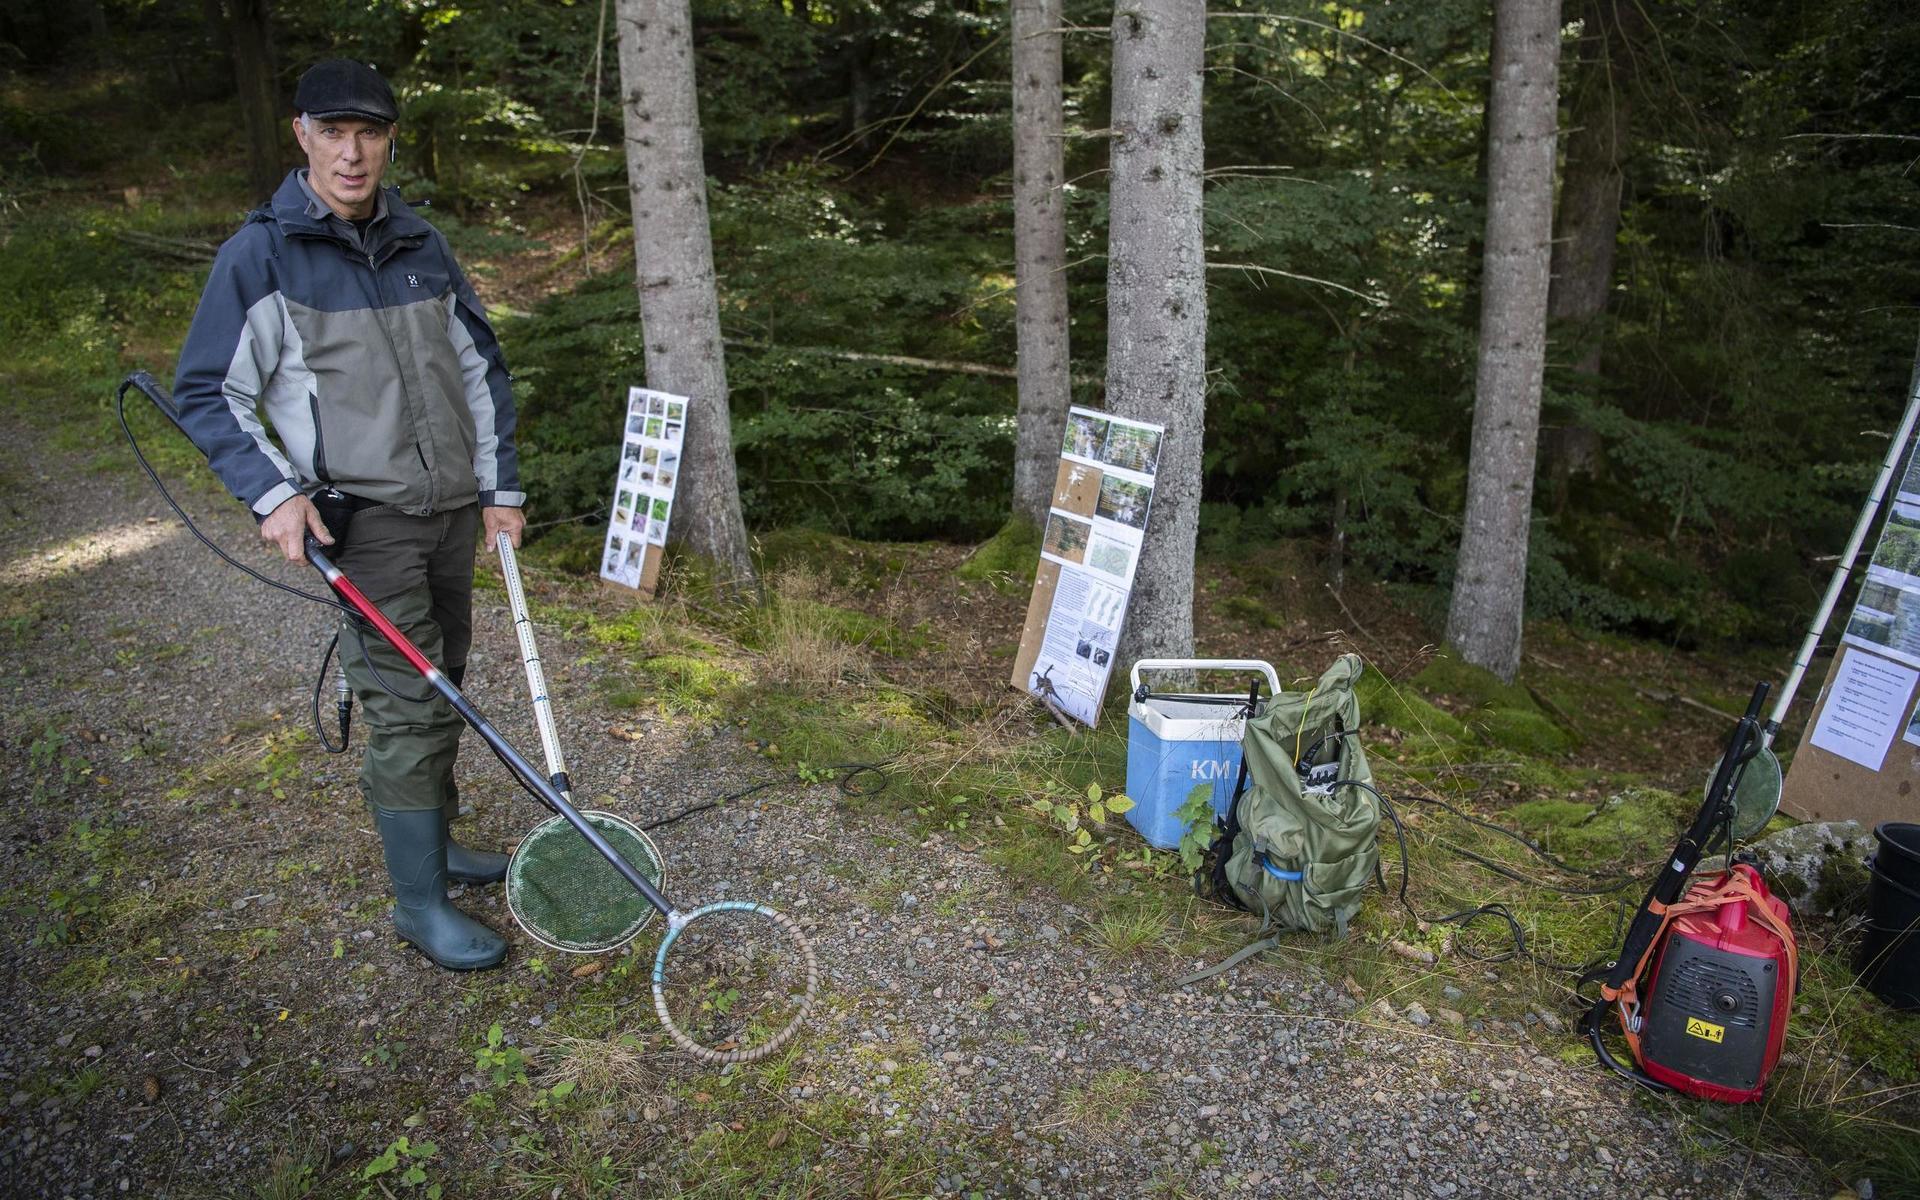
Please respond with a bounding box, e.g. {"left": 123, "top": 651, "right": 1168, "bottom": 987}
{"left": 651, "top": 900, "right": 820, "bottom": 1066}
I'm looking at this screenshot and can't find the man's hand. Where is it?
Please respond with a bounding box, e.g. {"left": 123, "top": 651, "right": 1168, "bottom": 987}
{"left": 262, "top": 494, "right": 333, "bottom": 562}
{"left": 484, "top": 505, "right": 526, "bottom": 550}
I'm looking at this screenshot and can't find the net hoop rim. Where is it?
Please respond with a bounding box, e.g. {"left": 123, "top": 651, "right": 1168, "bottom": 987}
{"left": 505, "top": 809, "right": 667, "bottom": 955}
{"left": 651, "top": 900, "right": 820, "bottom": 1066}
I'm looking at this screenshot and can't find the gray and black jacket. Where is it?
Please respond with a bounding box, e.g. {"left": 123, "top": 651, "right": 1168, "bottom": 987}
{"left": 173, "top": 170, "right": 523, "bottom": 519}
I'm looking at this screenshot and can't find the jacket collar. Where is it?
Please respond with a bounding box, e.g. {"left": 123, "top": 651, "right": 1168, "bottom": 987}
{"left": 268, "top": 170, "right": 432, "bottom": 247}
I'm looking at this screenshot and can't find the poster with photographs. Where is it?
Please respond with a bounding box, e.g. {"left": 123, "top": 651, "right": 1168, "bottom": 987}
{"left": 1009, "top": 406, "right": 1165, "bottom": 726}
{"left": 1841, "top": 442, "right": 1920, "bottom": 673}
{"left": 600, "top": 387, "right": 688, "bottom": 599}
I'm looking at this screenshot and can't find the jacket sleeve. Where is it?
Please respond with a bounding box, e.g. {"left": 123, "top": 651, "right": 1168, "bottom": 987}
{"left": 171, "top": 223, "right": 301, "bottom": 518}
{"left": 442, "top": 236, "right": 524, "bottom": 509}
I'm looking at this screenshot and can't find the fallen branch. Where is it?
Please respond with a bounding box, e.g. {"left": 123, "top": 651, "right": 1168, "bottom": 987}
{"left": 725, "top": 339, "right": 1101, "bottom": 386}
{"left": 1634, "top": 686, "right": 1740, "bottom": 725}
{"left": 114, "top": 229, "right": 217, "bottom": 263}
{"left": 1323, "top": 582, "right": 1380, "bottom": 650}
{"left": 1523, "top": 684, "right": 1582, "bottom": 740}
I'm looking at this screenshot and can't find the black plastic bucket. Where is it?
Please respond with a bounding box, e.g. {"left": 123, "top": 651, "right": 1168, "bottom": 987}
{"left": 1874, "top": 822, "right": 1920, "bottom": 890}
{"left": 1856, "top": 842, "right": 1920, "bottom": 1011}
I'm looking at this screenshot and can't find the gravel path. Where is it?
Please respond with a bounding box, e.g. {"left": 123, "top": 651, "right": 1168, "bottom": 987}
{"left": 0, "top": 417, "right": 1823, "bottom": 1198}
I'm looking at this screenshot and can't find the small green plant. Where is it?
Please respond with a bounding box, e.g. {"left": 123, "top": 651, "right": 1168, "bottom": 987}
{"left": 1029, "top": 783, "right": 1136, "bottom": 856}
{"left": 34, "top": 880, "right": 103, "bottom": 946}
{"left": 250, "top": 1142, "right": 320, "bottom": 1200}
{"left": 1173, "top": 784, "right": 1218, "bottom": 873}
{"left": 699, "top": 980, "right": 742, "bottom": 1017}
{"left": 474, "top": 1022, "right": 527, "bottom": 1087}
{"left": 795, "top": 760, "right": 832, "bottom": 785}
{"left": 358, "top": 1135, "right": 440, "bottom": 1198}
{"left": 916, "top": 792, "right": 973, "bottom": 834}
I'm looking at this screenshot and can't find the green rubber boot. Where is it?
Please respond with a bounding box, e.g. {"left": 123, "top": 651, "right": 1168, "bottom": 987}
{"left": 444, "top": 798, "right": 509, "bottom": 885}
{"left": 374, "top": 806, "right": 507, "bottom": 970}
{"left": 440, "top": 666, "right": 508, "bottom": 887}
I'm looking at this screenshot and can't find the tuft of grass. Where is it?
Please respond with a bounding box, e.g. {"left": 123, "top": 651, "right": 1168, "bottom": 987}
{"left": 533, "top": 1031, "right": 661, "bottom": 1097}
{"left": 1051, "top": 1066, "right": 1153, "bottom": 1139}
{"left": 247, "top": 1137, "right": 324, "bottom": 1200}
{"left": 1090, "top": 898, "right": 1172, "bottom": 958}
{"left": 749, "top": 565, "right": 873, "bottom": 685}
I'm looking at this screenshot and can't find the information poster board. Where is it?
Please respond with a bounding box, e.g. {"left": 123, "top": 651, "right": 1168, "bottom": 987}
{"left": 1783, "top": 432, "right": 1920, "bottom": 827}
{"left": 599, "top": 387, "right": 687, "bottom": 599}
{"left": 1009, "top": 406, "right": 1164, "bottom": 726}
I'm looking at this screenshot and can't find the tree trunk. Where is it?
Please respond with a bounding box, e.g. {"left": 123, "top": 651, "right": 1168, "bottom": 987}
{"left": 1550, "top": 0, "right": 1640, "bottom": 374}
{"left": 1008, "top": 0, "right": 1072, "bottom": 531}
{"left": 1106, "top": 0, "right": 1207, "bottom": 669}
{"left": 1444, "top": 0, "right": 1563, "bottom": 683}
{"left": 224, "top": 0, "right": 283, "bottom": 204}
{"left": 616, "top": 0, "right": 760, "bottom": 598}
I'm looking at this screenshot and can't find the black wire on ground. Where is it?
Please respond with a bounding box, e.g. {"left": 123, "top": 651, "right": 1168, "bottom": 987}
{"left": 1399, "top": 787, "right": 1639, "bottom": 885}
{"left": 1353, "top": 777, "right": 1624, "bottom": 974}
{"left": 640, "top": 761, "right": 892, "bottom": 832}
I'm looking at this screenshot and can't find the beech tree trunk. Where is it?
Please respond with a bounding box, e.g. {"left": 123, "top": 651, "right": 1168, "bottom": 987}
{"left": 1444, "top": 0, "right": 1563, "bottom": 683}
{"left": 1107, "top": 0, "right": 1206, "bottom": 668}
{"left": 1549, "top": 0, "right": 1641, "bottom": 375}
{"left": 616, "top": 0, "right": 759, "bottom": 597}
{"left": 1009, "top": 0, "right": 1072, "bottom": 530}
{"left": 224, "top": 0, "right": 282, "bottom": 203}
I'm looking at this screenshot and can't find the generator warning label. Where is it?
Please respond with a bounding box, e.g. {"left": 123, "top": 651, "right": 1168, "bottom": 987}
{"left": 1685, "top": 1017, "right": 1726, "bottom": 1044}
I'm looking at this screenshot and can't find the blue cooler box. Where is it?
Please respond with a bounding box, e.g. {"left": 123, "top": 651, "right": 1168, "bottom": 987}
{"left": 1124, "top": 659, "right": 1278, "bottom": 849}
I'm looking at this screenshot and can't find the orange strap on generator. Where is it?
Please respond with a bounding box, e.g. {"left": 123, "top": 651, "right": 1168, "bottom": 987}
{"left": 1599, "top": 871, "right": 1797, "bottom": 1068}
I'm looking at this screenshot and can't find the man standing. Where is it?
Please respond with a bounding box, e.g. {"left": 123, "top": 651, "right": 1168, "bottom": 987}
{"left": 173, "top": 59, "right": 523, "bottom": 970}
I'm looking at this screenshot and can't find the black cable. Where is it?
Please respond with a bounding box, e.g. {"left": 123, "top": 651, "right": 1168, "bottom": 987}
{"left": 120, "top": 385, "right": 436, "bottom": 715}
{"left": 342, "top": 617, "right": 438, "bottom": 706}
{"left": 117, "top": 387, "right": 351, "bottom": 618}
{"left": 1357, "top": 778, "right": 1614, "bottom": 972}
{"left": 640, "top": 762, "right": 890, "bottom": 832}
{"left": 311, "top": 633, "right": 349, "bottom": 753}
{"left": 1401, "top": 787, "right": 1636, "bottom": 884}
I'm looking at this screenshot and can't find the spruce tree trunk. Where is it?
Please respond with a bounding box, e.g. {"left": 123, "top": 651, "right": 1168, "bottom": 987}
{"left": 1107, "top": 0, "right": 1206, "bottom": 668}
{"left": 1444, "top": 0, "right": 1562, "bottom": 683}
{"left": 1549, "top": 0, "right": 1640, "bottom": 374}
{"left": 225, "top": 0, "right": 282, "bottom": 204}
{"left": 1009, "top": 0, "right": 1072, "bottom": 531}
{"left": 616, "top": 0, "right": 759, "bottom": 597}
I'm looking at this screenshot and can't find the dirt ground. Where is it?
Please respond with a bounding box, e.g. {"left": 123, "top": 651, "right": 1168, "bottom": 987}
{"left": 0, "top": 407, "right": 1836, "bottom": 1198}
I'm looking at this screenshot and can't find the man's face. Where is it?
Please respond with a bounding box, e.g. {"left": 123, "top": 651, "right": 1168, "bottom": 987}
{"left": 290, "top": 115, "right": 393, "bottom": 220}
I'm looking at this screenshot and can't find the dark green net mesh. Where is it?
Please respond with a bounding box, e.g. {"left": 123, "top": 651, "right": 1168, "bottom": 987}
{"left": 506, "top": 811, "right": 665, "bottom": 953}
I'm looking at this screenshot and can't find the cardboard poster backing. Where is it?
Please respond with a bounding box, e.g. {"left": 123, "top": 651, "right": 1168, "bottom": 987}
{"left": 1780, "top": 644, "right": 1920, "bottom": 829}
{"left": 1008, "top": 406, "right": 1165, "bottom": 727}
{"left": 600, "top": 386, "right": 688, "bottom": 600}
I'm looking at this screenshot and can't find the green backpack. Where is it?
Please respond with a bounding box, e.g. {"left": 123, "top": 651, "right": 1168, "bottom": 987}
{"left": 1201, "top": 654, "right": 1381, "bottom": 941}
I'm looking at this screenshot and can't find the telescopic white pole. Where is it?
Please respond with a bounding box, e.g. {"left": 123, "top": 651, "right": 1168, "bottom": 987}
{"left": 496, "top": 532, "right": 570, "bottom": 790}
{"left": 1770, "top": 338, "right": 1920, "bottom": 743}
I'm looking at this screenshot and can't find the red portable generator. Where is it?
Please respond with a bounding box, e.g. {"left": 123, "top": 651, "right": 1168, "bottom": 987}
{"left": 1588, "top": 685, "right": 1798, "bottom": 1103}
{"left": 1630, "top": 864, "right": 1796, "bottom": 1102}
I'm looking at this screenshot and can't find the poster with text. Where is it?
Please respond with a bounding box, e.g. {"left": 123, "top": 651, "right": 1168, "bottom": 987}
{"left": 600, "top": 386, "right": 688, "bottom": 599}
{"left": 1009, "top": 406, "right": 1165, "bottom": 726}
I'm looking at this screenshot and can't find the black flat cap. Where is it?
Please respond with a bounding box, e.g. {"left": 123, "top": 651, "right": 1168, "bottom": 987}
{"left": 294, "top": 59, "right": 398, "bottom": 124}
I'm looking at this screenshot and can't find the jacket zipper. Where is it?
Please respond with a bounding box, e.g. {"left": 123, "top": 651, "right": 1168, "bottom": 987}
{"left": 308, "top": 391, "right": 330, "bottom": 482}
{"left": 360, "top": 243, "right": 438, "bottom": 515}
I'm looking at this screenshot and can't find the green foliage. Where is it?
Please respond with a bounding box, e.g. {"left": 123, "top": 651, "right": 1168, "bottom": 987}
{"left": 1173, "top": 783, "right": 1219, "bottom": 874}
{"left": 358, "top": 1134, "right": 440, "bottom": 1198}
{"left": 955, "top": 517, "right": 1041, "bottom": 591}
{"left": 474, "top": 1022, "right": 528, "bottom": 1088}
{"left": 1410, "top": 656, "right": 1576, "bottom": 756}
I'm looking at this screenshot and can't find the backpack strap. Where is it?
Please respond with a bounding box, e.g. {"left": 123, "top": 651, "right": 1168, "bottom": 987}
{"left": 1204, "top": 729, "right": 1255, "bottom": 911}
